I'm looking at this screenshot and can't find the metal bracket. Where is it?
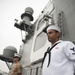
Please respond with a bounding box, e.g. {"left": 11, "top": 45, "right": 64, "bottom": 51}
{"left": 57, "top": 11, "right": 64, "bottom": 39}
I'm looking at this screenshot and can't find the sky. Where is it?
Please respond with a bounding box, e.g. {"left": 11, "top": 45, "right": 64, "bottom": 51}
{"left": 0, "top": 0, "right": 49, "bottom": 73}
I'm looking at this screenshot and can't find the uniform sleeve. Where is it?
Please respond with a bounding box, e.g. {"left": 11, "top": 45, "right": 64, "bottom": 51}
{"left": 17, "top": 63, "right": 22, "bottom": 74}
{"left": 63, "top": 41, "right": 75, "bottom": 60}
{"left": 63, "top": 41, "right": 75, "bottom": 73}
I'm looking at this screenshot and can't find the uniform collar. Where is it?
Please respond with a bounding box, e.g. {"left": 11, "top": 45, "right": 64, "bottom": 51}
{"left": 51, "top": 40, "right": 62, "bottom": 47}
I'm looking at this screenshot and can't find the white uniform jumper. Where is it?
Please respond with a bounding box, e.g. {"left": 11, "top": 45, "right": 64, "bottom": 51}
{"left": 42, "top": 40, "right": 75, "bottom": 75}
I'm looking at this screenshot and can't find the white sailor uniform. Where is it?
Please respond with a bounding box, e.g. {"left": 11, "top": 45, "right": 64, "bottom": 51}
{"left": 42, "top": 40, "right": 75, "bottom": 75}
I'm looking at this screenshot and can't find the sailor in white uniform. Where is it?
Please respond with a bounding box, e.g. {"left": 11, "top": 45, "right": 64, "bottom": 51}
{"left": 42, "top": 25, "right": 75, "bottom": 75}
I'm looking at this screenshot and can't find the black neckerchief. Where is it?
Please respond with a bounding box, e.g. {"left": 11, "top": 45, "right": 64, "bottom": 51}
{"left": 42, "top": 42, "right": 60, "bottom": 67}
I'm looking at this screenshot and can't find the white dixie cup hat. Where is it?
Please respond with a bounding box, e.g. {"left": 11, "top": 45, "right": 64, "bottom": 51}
{"left": 46, "top": 25, "right": 61, "bottom": 33}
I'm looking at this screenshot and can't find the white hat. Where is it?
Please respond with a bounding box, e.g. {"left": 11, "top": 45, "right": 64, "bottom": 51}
{"left": 14, "top": 53, "right": 21, "bottom": 58}
{"left": 47, "top": 25, "right": 61, "bottom": 33}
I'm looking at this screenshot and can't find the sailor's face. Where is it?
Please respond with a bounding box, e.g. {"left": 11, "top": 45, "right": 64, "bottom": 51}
{"left": 13, "top": 57, "right": 20, "bottom": 62}
{"left": 47, "top": 29, "right": 59, "bottom": 44}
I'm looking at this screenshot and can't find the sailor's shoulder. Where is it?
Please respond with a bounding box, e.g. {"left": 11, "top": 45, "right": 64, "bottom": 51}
{"left": 61, "top": 41, "right": 74, "bottom": 46}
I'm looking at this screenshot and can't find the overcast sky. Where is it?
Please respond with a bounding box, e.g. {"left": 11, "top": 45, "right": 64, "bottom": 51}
{"left": 0, "top": 0, "right": 49, "bottom": 73}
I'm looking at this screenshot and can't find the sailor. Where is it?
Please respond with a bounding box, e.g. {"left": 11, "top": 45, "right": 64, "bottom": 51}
{"left": 42, "top": 25, "right": 75, "bottom": 75}
{"left": 9, "top": 53, "right": 22, "bottom": 75}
